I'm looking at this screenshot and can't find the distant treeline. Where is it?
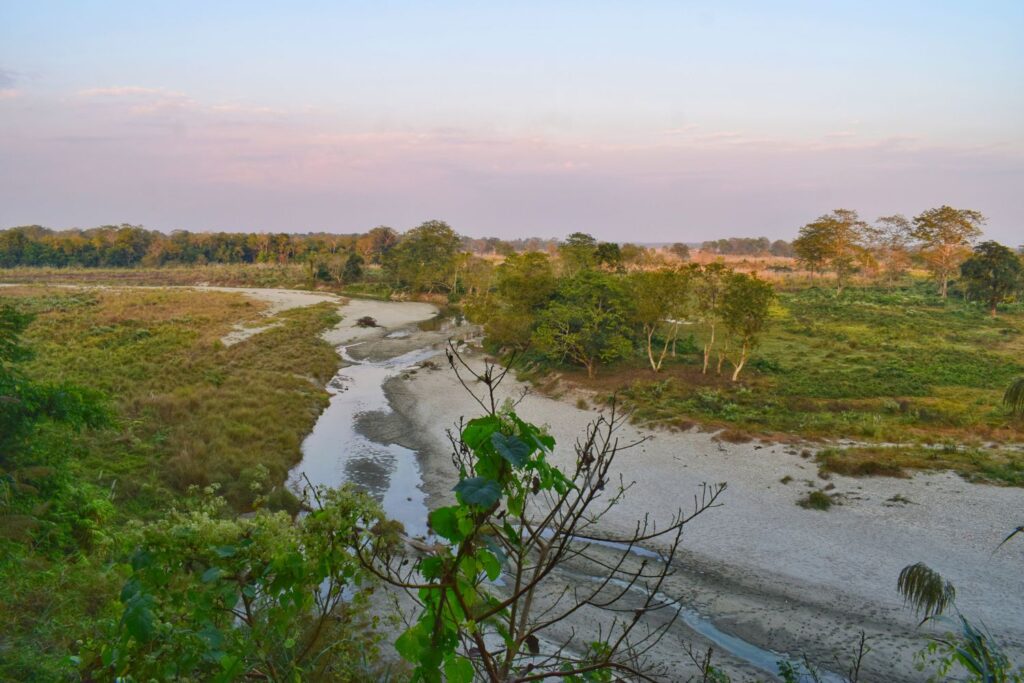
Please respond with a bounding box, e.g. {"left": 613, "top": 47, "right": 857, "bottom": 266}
{"left": 0, "top": 224, "right": 568, "bottom": 269}
{"left": 700, "top": 237, "right": 794, "bottom": 257}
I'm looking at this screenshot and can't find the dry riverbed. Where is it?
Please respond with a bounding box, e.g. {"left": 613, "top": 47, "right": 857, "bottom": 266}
{"left": 366, "top": 339, "right": 1024, "bottom": 681}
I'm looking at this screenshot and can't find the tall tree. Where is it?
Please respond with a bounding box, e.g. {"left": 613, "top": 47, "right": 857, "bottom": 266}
{"left": 719, "top": 273, "right": 775, "bottom": 381}
{"left": 959, "top": 241, "right": 1022, "bottom": 317}
{"left": 532, "top": 271, "right": 634, "bottom": 378}
{"left": 867, "top": 214, "right": 913, "bottom": 287}
{"left": 626, "top": 268, "right": 692, "bottom": 372}
{"left": 792, "top": 209, "right": 869, "bottom": 293}
{"left": 693, "top": 262, "right": 730, "bottom": 374}
{"left": 356, "top": 225, "right": 399, "bottom": 264}
{"left": 383, "top": 221, "right": 462, "bottom": 293}
{"left": 557, "top": 232, "right": 598, "bottom": 276}
{"left": 669, "top": 242, "right": 691, "bottom": 261}
{"left": 911, "top": 206, "right": 985, "bottom": 299}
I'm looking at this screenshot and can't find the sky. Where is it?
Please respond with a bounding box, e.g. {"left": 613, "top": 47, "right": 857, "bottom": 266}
{"left": 1, "top": 1, "right": 1022, "bottom": 242}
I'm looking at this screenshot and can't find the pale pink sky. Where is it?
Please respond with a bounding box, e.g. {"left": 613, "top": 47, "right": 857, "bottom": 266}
{"left": 1, "top": 2, "right": 1022, "bottom": 242}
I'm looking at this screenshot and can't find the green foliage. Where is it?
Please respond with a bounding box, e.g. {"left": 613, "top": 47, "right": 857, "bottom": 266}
{"left": 1006, "top": 378, "right": 1024, "bottom": 417}
{"left": 960, "top": 241, "right": 1023, "bottom": 316}
{"left": 558, "top": 232, "right": 598, "bottom": 275}
{"left": 897, "top": 563, "right": 956, "bottom": 621}
{"left": 396, "top": 409, "right": 572, "bottom": 681}
{"left": 1, "top": 304, "right": 109, "bottom": 550}
{"left": 0, "top": 287, "right": 350, "bottom": 677}
{"left": 532, "top": 271, "right": 635, "bottom": 377}
{"left": 84, "top": 485, "right": 394, "bottom": 682}
{"left": 911, "top": 205, "right": 986, "bottom": 298}
{"left": 383, "top": 220, "right": 462, "bottom": 293}
{"left": 470, "top": 251, "right": 557, "bottom": 350}
{"left": 792, "top": 208, "right": 870, "bottom": 289}
{"left": 720, "top": 272, "right": 775, "bottom": 379}
{"left": 623, "top": 284, "right": 1024, "bottom": 452}
{"left": 916, "top": 614, "right": 1022, "bottom": 682}
{"left": 797, "top": 490, "right": 833, "bottom": 510}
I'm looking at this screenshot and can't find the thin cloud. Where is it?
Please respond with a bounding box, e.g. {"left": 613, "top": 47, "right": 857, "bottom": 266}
{"left": 77, "top": 86, "right": 185, "bottom": 98}
{"left": 0, "top": 68, "right": 16, "bottom": 89}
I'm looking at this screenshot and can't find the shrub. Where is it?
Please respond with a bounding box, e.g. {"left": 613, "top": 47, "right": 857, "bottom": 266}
{"left": 798, "top": 490, "right": 833, "bottom": 510}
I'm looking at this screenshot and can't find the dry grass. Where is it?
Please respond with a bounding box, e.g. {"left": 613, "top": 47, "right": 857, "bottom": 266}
{"left": 0, "top": 285, "right": 342, "bottom": 512}
{"left": 815, "top": 445, "right": 1024, "bottom": 485}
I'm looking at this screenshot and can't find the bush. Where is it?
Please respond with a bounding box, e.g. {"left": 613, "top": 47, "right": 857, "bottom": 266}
{"left": 798, "top": 490, "right": 833, "bottom": 510}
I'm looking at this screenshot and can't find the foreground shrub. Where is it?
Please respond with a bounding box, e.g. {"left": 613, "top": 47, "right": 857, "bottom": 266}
{"left": 82, "top": 485, "right": 398, "bottom": 681}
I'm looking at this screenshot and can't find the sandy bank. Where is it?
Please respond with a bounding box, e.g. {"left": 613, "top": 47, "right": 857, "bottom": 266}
{"left": 380, "top": 348, "right": 1024, "bottom": 680}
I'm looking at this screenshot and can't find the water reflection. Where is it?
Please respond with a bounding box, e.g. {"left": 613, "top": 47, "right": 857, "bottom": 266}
{"left": 288, "top": 344, "right": 439, "bottom": 538}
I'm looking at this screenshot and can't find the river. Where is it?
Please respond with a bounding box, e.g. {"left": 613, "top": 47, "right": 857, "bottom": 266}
{"left": 287, "top": 308, "right": 843, "bottom": 682}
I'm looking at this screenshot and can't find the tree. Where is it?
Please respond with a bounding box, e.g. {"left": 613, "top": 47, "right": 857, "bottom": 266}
{"left": 558, "top": 232, "right": 598, "bottom": 275}
{"left": 769, "top": 240, "right": 794, "bottom": 258}
{"left": 356, "top": 226, "right": 399, "bottom": 264}
{"left": 359, "top": 348, "right": 724, "bottom": 682}
{"left": 959, "top": 241, "right": 1022, "bottom": 317}
{"left": 595, "top": 241, "right": 624, "bottom": 271}
{"left": 669, "top": 242, "right": 691, "bottom": 261}
{"left": 792, "top": 209, "right": 869, "bottom": 293}
{"left": 383, "top": 221, "right": 462, "bottom": 293}
{"left": 693, "top": 262, "right": 730, "bottom": 374}
{"left": 911, "top": 206, "right": 985, "bottom": 299}
{"left": 474, "top": 252, "right": 556, "bottom": 350}
{"left": 341, "top": 251, "right": 364, "bottom": 283}
{"left": 719, "top": 273, "right": 775, "bottom": 381}
{"left": 626, "top": 268, "right": 692, "bottom": 372}
{"left": 532, "top": 271, "right": 634, "bottom": 378}
{"left": 867, "top": 214, "right": 913, "bottom": 286}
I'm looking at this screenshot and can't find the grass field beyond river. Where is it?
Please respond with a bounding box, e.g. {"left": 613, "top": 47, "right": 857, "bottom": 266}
{"left": 601, "top": 286, "right": 1024, "bottom": 483}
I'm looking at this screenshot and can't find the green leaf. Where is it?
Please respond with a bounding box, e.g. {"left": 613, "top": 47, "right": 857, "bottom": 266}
{"left": 121, "top": 593, "right": 156, "bottom": 643}
{"left": 479, "top": 549, "right": 501, "bottom": 581}
{"left": 200, "top": 566, "right": 222, "bottom": 583}
{"left": 453, "top": 477, "right": 502, "bottom": 508}
{"left": 213, "top": 545, "right": 237, "bottom": 558}
{"left": 491, "top": 432, "right": 532, "bottom": 467}
{"left": 461, "top": 416, "right": 501, "bottom": 449}
{"left": 444, "top": 654, "right": 474, "bottom": 683}
{"left": 419, "top": 556, "right": 445, "bottom": 580}
{"left": 394, "top": 623, "right": 425, "bottom": 662}
{"left": 428, "top": 506, "right": 462, "bottom": 541}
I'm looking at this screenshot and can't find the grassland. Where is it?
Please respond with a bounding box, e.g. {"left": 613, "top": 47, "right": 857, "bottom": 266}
{"left": 0, "top": 285, "right": 345, "bottom": 678}
{"left": 593, "top": 284, "right": 1024, "bottom": 483}
{"left": 2, "top": 284, "right": 344, "bottom": 510}
{"left": 0, "top": 263, "right": 395, "bottom": 299}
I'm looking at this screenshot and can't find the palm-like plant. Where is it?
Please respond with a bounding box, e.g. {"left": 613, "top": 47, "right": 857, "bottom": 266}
{"left": 1005, "top": 377, "right": 1024, "bottom": 417}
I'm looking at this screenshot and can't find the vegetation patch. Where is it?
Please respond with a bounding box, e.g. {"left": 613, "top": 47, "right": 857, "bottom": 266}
{"left": 798, "top": 490, "right": 834, "bottom": 510}
{"left": 815, "top": 445, "right": 1024, "bottom": 486}
{"left": 0, "top": 286, "right": 345, "bottom": 679}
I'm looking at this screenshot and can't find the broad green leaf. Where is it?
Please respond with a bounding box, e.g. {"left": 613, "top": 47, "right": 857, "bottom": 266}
{"left": 394, "top": 623, "right": 425, "bottom": 662}
{"left": 420, "top": 556, "right": 445, "bottom": 580}
{"left": 428, "top": 506, "right": 462, "bottom": 541}
{"left": 479, "top": 549, "right": 502, "bottom": 581}
{"left": 461, "top": 416, "right": 501, "bottom": 449}
{"left": 491, "top": 432, "right": 532, "bottom": 467}
{"left": 445, "top": 654, "right": 474, "bottom": 683}
{"left": 121, "top": 593, "right": 156, "bottom": 643}
{"left": 200, "top": 566, "right": 222, "bottom": 583}
{"left": 453, "top": 477, "right": 502, "bottom": 508}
